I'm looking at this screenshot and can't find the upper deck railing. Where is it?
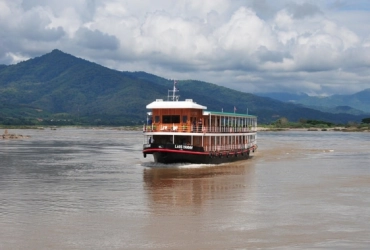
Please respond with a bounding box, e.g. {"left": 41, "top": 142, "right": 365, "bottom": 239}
{"left": 144, "top": 124, "right": 257, "bottom": 133}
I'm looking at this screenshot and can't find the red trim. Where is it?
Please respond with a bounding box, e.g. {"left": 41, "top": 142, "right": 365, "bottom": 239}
{"left": 143, "top": 148, "right": 208, "bottom": 155}
{"left": 143, "top": 145, "right": 257, "bottom": 156}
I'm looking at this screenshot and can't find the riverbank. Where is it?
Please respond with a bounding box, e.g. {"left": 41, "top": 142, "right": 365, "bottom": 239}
{"left": 2, "top": 125, "right": 368, "bottom": 133}
{"left": 1, "top": 129, "right": 31, "bottom": 139}
{"left": 257, "top": 126, "right": 369, "bottom": 132}
{"left": 0, "top": 125, "right": 143, "bottom": 131}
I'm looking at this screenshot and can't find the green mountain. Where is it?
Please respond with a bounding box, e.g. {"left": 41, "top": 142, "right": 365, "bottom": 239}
{"left": 297, "top": 105, "right": 367, "bottom": 116}
{"left": 256, "top": 89, "right": 370, "bottom": 115}
{"left": 255, "top": 92, "right": 309, "bottom": 103}
{"left": 297, "top": 89, "right": 370, "bottom": 113}
{"left": 0, "top": 50, "right": 166, "bottom": 125}
{"left": 0, "top": 49, "right": 365, "bottom": 125}
{"left": 123, "top": 72, "right": 366, "bottom": 124}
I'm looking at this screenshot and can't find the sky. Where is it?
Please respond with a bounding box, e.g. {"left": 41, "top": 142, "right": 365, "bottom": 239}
{"left": 1, "top": 0, "right": 370, "bottom": 96}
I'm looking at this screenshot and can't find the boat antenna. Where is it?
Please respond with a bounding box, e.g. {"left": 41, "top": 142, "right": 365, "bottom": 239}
{"left": 168, "top": 80, "right": 179, "bottom": 101}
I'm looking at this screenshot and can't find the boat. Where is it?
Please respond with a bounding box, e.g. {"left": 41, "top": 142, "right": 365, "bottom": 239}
{"left": 142, "top": 81, "right": 257, "bottom": 164}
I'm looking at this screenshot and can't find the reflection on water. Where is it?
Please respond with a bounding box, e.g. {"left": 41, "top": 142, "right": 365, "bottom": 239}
{"left": 143, "top": 161, "right": 255, "bottom": 210}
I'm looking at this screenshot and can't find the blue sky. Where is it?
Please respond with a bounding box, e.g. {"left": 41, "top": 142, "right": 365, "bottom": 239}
{"left": 1, "top": 0, "right": 369, "bottom": 96}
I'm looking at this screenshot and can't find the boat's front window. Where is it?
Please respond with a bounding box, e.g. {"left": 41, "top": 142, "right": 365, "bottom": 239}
{"left": 162, "top": 115, "right": 180, "bottom": 124}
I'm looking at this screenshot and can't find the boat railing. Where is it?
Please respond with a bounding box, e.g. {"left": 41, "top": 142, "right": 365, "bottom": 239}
{"left": 204, "top": 143, "right": 255, "bottom": 152}
{"left": 144, "top": 124, "right": 256, "bottom": 133}
{"left": 204, "top": 126, "right": 255, "bottom": 133}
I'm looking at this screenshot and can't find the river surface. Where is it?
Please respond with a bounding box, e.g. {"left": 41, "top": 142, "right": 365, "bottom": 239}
{"left": 0, "top": 128, "right": 369, "bottom": 250}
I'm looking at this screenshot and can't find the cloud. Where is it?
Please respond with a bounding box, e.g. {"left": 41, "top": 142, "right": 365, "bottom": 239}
{"left": 285, "top": 2, "right": 322, "bottom": 19}
{"left": 74, "top": 27, "right": 119, "bottom": 50}
{"left": 0, "top": 0, "right": 369, "bottom": 95}
{"left": 19, "top": 7, "right": 66, "bottom": 42}
{"left": 216, "top": 7, "right": 277, "bottom": 52}
{"left": 256, "top": 46, "right": 292, "bottom": 63}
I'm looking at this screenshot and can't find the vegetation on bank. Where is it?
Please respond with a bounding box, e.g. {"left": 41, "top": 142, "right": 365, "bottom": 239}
{"left": 0, "top": 112, "right": 144, "bottom": 127}
{"left": 0, "top": 118, "right": 143, "bottom": 128}
{"left": 2, "top": 117, "right": 369, "bottom": 133}
{"left": 259, "top": 117, "right": 370, "bottom": 131}
{"left": 0, "top": 124, "right": 143, "bottom": 131}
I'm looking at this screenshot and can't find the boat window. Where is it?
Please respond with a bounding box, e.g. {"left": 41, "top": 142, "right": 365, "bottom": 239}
{"left": 155, "top": 116, "right": 160, "bottom": 123}
{"left": 182, "top": 115, "right": 187, "bottom": 123}
{"left": 162, "top": 115, "right": 180, "bottom": 124}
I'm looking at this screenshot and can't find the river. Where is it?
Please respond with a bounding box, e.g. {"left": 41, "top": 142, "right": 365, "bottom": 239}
{"left": 0, "top": 128, "right": 369, "bottom": 249}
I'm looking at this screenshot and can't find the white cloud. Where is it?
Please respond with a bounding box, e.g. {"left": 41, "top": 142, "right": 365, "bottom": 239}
{"left": 74, "top": 27, "right": 119, "bottom": 50}
{"left": 216, "top": 7, "right": 277, "bottom": 52}
{"left": 0, "top": 0, "right": 370, "bottom": 96}
{"left": 18, "top": 6, "right": 65, "bottom": 41}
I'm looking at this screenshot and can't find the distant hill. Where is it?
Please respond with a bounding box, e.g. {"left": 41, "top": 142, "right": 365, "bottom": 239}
{"left": 0, "top": 49, "right": 366, "bottom": 125}
{"left": 256, "top": 89, "right": 370, "bottom": 115}
{"left": 298, "top": 89, "right": 370, "bottom": 113}
{"left": 255, "top": 92, "right": 309, "bottom": 103}
{"left": 299, "top": 105, "right": 367, "bottom": 116}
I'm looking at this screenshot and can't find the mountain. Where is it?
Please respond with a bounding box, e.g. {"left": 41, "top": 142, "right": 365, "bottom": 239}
{"left": 256, "top": 89, "right": 370, "bottom": 115}
{"left": 0, "top": 49, "right": 166, "bottom": 125}
{"left": 127, "top": 72, "right": 364, "bottom": 124}
{"left": 0, "top": 49, "right": 366, "bottom": 125}
{"left": 255, "top": 92, "right": 309, "bottom": 103}
{"left": 298, "top": 89, "right": 370, "bottom": 113}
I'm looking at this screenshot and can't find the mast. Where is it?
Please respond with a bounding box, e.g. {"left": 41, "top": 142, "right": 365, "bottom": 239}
{"left": 167, "top": 80, "right": 179, "bottom": 101}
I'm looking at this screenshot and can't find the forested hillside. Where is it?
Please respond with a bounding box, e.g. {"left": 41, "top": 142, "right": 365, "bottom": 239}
{"left": 0, "top": 50, "right": 365, "bottom": 125}
{"left": 256, "top": 89, "right": 370, "bottom": 115}
{"left": 297, "top": 89, "right": 370, "bottom": 112}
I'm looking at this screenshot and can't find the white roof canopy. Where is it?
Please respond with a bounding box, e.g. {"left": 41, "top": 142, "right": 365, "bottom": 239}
{"left": 146, "top": 99, "right": 207, "bottom": 110}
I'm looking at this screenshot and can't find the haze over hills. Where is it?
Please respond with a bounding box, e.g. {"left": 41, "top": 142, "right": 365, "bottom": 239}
{"left": 256, "top": 90, "right": 370, "bottom": 115}
{"left": 0, "top": 49, "right": 367, "bottom": 126}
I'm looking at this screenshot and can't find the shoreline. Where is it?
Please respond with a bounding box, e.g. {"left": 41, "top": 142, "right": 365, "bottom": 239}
{"left": 1, "top": 129, "right": 31, "bottom": 140}
{"left": 1, "top": 126, "right": 368, "bottom": 133}
{"left": 257, "top": 127, "right": 369, "bottom": 132}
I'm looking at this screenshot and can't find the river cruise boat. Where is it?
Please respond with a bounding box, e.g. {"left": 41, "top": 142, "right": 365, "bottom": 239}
{"left": 142, "top": 82, "right": 257, "bottom": 164}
